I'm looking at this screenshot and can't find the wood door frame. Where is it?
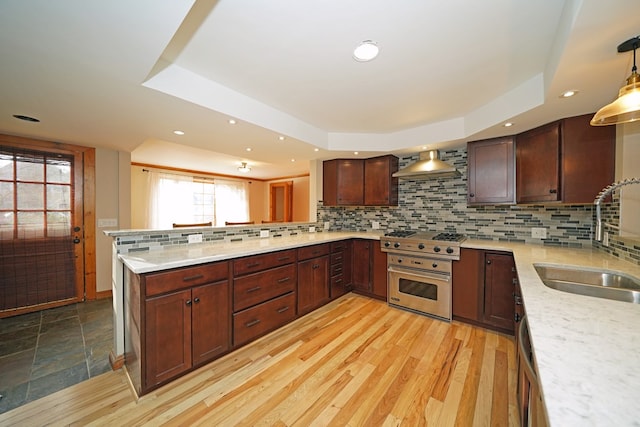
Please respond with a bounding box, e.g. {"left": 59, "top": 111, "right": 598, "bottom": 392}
{"left": 269, "top": 181, "right": 293, "bottom": 222}
{"left": 0, "top": 133, "right": 96, "bottom": 307}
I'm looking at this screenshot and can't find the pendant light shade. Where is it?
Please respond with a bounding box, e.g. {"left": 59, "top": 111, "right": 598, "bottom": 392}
{"left": 591, "top": 36, "right": 640, "bottom": 126}
{"left": 238, "top": 162, "right": 251, "bottom": 173}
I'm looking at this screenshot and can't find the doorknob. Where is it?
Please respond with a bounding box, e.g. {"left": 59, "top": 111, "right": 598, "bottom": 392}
{"left": 73, "top": 237, "right": 81, "bottom": 244}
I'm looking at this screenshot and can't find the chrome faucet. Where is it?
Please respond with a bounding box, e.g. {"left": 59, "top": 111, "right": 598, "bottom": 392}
{"left": 594, "top": 177, "right": 640, "bottom": 241}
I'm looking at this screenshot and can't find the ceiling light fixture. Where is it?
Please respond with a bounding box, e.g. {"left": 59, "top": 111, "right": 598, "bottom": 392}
{"left": 13, "top": 114, "right": 40, "bottom": 122}
{"left": 173, "top": 130, "right": 185, "bottom": 135}
{"left": 245, "top": 147, "right": 252, "bottom": 152}
{"left": 591, "top": 35, "right": 640, "bottom": 126}
{"left": 237, "top": 162, "right": 251, "bottom": 173}
{"left": 560, "top": 90, "right": 578, "bottom": 98}
{"left": 353, "top": 40, "right": 379, "bottom": 62}
{"left": 278, "top": 136, "right": 285, "bottom": 141}
{"left": 228, "top": 119, "right": 237, "bottom": 125}
{"left": 504, "top": 122, "right": 514, "bottom": 127}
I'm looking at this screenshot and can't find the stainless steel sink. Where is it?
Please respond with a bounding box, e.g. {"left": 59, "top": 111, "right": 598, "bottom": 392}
{"left": 534, "top": 264, "right": 640, "bottom": 304}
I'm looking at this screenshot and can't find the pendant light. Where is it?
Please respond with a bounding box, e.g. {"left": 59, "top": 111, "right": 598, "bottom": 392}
{"left": 237, "top": 162, "right": 251, "bottom": 173}
{"left": 591, "top": 36, "right": 640, "bottom": 126}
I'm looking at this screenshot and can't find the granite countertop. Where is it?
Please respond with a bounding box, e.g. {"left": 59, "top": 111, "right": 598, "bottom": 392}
{"left": 117, "top": 233, "right": 640, "bottom": 426}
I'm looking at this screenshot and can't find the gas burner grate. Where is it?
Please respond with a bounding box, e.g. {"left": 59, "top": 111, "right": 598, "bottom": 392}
{"left": 385, "top": 230, "right": 416, "bottom": 238}
{"left": 432, "top": 232, "right": 466, "bottom": 242}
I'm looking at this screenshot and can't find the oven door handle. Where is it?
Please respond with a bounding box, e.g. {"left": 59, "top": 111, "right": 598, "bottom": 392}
{"left": 387, "top": 266, "right": 451, "bottom": 283}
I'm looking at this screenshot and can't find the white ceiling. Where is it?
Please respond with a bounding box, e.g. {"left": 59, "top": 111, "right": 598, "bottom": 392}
{"left": 0, "top": 0, "right": 638, "bottom": 179}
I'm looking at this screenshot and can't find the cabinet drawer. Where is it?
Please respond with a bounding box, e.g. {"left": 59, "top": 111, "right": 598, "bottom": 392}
{"left": 330, "top": 262, "right": 344, "bottom": 277}
{"left": 233, "top": 292, "right": 296, "bottom": 347}
{"left": 233, "top": 249, "right": 296, "bottom": 276}
{"left": 330, "top": 252, "right": 345, "bottom": 265}
{"left": 330, "top": 240, "right": 348, "bottom": 253}
{"left": 145, "top": 262, "right": 229, "bottom": 297}
{"left": 297, "top": 243, "right": 330, "bottom": 261}
{"left": 233, "top": 264, "right": 296, "bottom": 311}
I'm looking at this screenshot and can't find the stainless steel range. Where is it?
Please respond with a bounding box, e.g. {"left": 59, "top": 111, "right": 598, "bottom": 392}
{"left": 380, "top": 231, "right": 466, "bottom": 321}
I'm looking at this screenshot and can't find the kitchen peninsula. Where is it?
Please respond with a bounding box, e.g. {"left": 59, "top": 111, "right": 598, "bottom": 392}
{"left": 107, "top": 226, "right": 640, "bottom": 427}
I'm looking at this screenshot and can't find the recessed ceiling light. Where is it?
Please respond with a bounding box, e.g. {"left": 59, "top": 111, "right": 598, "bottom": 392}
{"left": 173, "top": 130, "right": 185, "bottom": 135}
{"left": 353, "top": 40, "right": 379, "bottom": 62}
{"left": 228, "top": 119, "right": 237, "bottom": 124}
{"left": 504, "top": 122, "right": 514, "bottom": 127}
{"left": 13, "top": 114, "right": 40, "bottom": 123}
{"left": 291, "top": 158, "right": 296, "bottom": 162}
{"left": 314, "top": 148, "right": 319, "bottom": 152}
{"left": 245, "top": 147, "right": 252, "bottom": 152}
{"left": 278, "top": 135, "right": 285, "bottom": 141}
{"left": 560, "top": 90, "right": 578, "bottom": 98}
{"left": 421, "top": 146, "right": 427, "bottom": 150}
{"left": 354, "top": 151, "right": 359, "bottom": 155}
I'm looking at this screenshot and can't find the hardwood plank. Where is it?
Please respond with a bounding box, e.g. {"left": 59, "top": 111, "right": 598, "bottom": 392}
{"left": 0, "top": 294, "right": 519, "bottom": 426}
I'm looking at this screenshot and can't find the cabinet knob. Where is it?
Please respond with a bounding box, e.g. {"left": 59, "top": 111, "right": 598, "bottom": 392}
{"left": 469, "top": 193, "right": 475, "bottom": 198}
{"left": 185, "top": 299, "right": 192, "bottom": 306}
{"left": 486, "top": 259, "right": 491, "bottom": 265}
{"left": 514, "top": 313, "right": 522, "bottom": 322}
{"left": 193, "top": 297, "right": 200, "bottom": 304}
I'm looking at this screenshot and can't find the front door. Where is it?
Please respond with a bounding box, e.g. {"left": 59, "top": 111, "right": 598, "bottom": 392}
{"left": 0, "top": 143, "right": 85, "bottom": 315}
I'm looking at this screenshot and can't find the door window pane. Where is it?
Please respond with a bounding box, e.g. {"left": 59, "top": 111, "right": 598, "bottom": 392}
{"left": 47, "top": 184, "right": 70, "bottom": 210}
{"left": 16, "top": 158, "right": 44, "bottom": 181}
{"left": 46, "top": 162, "right": 71, "bottom": 184}
{"left": 0, "top": 212, "right": 14, "bottom": 238}
{"left": 17, "top": 183, "right": 44, "bottom": 209}
{"left": 0, "top": 154, "right": 13, "bottom": 179}
{"left": 0, "top": 182, "right": 13, "bottom": 209}
{"left": 17, "top": 211, "right": 45, "bottom": 238}
{"left": 47, "top": 212, "right": 71, "bottom": 236}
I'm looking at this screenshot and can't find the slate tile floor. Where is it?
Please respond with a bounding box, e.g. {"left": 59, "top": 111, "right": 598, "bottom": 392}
{"left": 0, "top": 298, "right": 113, "bottom": 414}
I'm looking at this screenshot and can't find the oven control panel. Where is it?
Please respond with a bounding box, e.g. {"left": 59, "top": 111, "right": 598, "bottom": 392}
{"left": 387, "top": 254, "right": 452, "bottom": 275}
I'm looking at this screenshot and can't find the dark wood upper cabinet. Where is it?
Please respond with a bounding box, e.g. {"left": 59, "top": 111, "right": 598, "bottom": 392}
{"left": 323, "top": 155, "right": 398, "bottom": 206}
{"left": 364, "top": 155, "right": 399, "bottom": 206}
{"left": 467, "top": 136, "right": 515, "bottom": 205}
{"left": 516, "top": 122, "right": 561, "bottom": 203}
{"left": 322, "top": 159, "right": 364, "bottom": 206}
{"left": 560, "top": 114, "right": 615, "bottom": 203}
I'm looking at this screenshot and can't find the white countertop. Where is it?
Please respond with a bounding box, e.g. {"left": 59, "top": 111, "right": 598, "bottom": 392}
{"left": 118, "top": 233, "right": 640, "bottom": 426}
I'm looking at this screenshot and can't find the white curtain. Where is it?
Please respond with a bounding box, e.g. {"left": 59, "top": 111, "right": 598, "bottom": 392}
{"left": 148, "top": 172, "right": 194, "bottom": 229}
{"left": 214, "top": 178, "right": 249, "bottom": 226}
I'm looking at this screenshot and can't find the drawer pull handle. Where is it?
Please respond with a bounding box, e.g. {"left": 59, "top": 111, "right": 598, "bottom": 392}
{"left": 277, "top": 277, "right": 290, "bottom": 283}
{"left": 277, "top": 306, "right": 290, "bottom": 313}
{"left": 245, "top": 319, "right": 261, "bottom": 327}
{"left": 277, "top": 257, "right": 291, "bottom": 261}
{"left": 335, "top": 256, "right": 343, "bottom": 262}
{"left": 335, "top": 279, "right": 343, "bottom": 284}
{"left": 183, "top": 274, "right": 204, "bottom": 282}
{"left": 246, "top": 262, "right": 261, "bottom": 268}
{"left": 334, "top": 267, "right": 342, "bottom": 273}
{"left": 246, "top": 286, "right": 261, "bottom": 293}
{"left": 313, "top": 264, "right": 320, "bottom": 269}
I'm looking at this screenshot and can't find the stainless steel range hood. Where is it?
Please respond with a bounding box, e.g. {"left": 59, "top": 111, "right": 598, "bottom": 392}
{"left": 392, "top": 150, "right": 460, "bottom": 179}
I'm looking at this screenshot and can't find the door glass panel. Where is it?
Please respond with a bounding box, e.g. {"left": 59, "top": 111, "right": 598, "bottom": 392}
{"left": 47, "top": 184, "right": 70, "bottom": 210}
{"left": 47, "top": 211, "right": 71, "bottom": 236}
{"left": 17, "top": 211, "right": 45, "bottom": 238}
{"left": 16, "top": 157, "right": 44, "bottom": 181}
{"left": 46, "top": 162, "right": 71, "bottom": 184}
{"left": 17, "top": 182, "right": 44, "bottom": 209}
{"left": 399, "top": 277, "right": 438, "bottom": 301}
{"left": 0, "top": 211, "right": 14, "bottom": 238}
{"left": 0, "top": 153, "right": 13, "bottom": 179}
{"left": 0, "top": 182, "right": 13, "bottom": 209}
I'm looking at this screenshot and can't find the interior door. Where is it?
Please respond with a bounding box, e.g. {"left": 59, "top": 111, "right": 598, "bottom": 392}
{"left": 0, "top": 144, "right": 86, "bottom": 315}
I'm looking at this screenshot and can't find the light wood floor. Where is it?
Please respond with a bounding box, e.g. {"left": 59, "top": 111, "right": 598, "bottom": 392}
{"left": 0, "top": 294, "right": 518, "bottom": 426}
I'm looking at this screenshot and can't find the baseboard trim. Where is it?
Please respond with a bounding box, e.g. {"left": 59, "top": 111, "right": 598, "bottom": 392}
{"left": 96, "top": 289, "right": 113, "bottom": 300}
{"left": 109, "top": 350, "right": 125, "bottom": 371}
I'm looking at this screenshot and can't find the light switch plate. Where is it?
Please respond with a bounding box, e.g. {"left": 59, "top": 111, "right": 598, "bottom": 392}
{"left": 324, "top": 221, "right": 330, "bottom": 230}
{"left": 309, "top": 226, "right": 316, "bottom": 233}
{"left": 97, "top": 218, "right": 118, "bottom": 228}
{"left": 531, "top": 227, "right": 547, "bottom": 239}
{"left": 188, "top": 233, "right": 203, "bottom": 244}
{"left": 372, "top": 221, "right": 380, "bottom": 229}
{"left": 260, "top": 230, "right": 269, "bottom": 238}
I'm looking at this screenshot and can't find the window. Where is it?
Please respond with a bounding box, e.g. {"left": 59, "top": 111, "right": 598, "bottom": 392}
{"left": 148, "top": 171, "right": 249, "bottom": 228}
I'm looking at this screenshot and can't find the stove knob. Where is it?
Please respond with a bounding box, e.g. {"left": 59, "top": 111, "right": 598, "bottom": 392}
{"left": 433, "top": 246, "right": 441, "bottom": 253}
{"left": 446, "top": 247, "right": 454, "bottom": 254}
{"left": 418, "top": 243, "right": 425, "bottom": 249}
{"left": 384, "top": 241, "right": 390, "bottom": 247}
{"left": 394, "top": 242, "right": 400, "bottom": 248}
{"left": 432, "top": 263, "right": 438, "bottom": 268}
{"left": 397, "top": 258, "right": 403, "bottom": 263}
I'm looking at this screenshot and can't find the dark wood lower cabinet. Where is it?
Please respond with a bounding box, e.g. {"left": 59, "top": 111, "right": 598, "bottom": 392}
{"left": 351, "top": 239, "right": 387, "bottom": 300}
{"left": 297, "top": 255, "right": 330, "bottom": 316}
{"left": 452, "top": 248, "right": 516, "bottom": 335}
{"left": 233, "top": 292, "right": 296, "bottom": 347}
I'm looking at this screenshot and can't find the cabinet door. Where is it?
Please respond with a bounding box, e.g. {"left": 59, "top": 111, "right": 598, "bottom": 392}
{"left": 145, "top": 288, "right": 192, "bottom": 387}
{"left": 323, "top": 159, "right": 364, "bottom": 206}
{"left": 484, "top": 252, "right": 516, "bottom": 333}
{"left": 561, "top": 114, "right": 615, "bottom": 203}
{"left": 364, "top": 155, "right": 398, "bottom": 206}
{"left": 351, "top": 239, "right": 371, "bottom": 292}
{"left": 191, "top": 281, "right": 230, "bottom": 366}
{"left": 452, "top": 248, "right": 483, "bottom": 322}
{"left": 516, "top": 122, "right": 560, "bottom": 203}
{"left": 371, "top": 241, "right": 388, "bottom": 299}
{"left": 467, "top": 137, "right": 515, "bottom": 205}
{"left": 297, "top": 256, "right": 329, "bottom": 315}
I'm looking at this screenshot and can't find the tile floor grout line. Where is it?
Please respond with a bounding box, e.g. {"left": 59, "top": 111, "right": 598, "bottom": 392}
{"left": 24, "top": 311, "right": 44, "bottom": 401}
{"left": 78, "top": 304, "right": 92, "bottom": 379}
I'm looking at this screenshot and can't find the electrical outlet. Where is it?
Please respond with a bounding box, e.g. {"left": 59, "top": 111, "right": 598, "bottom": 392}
{"left": 309, "top": 226, "right": 316, "bottom": 233}
{"left": 97, "top": 218, "right": 118, "bottom": 228}
{"left": 187, "top": 233, "right": 203, "bottom": 244}
{"left": 260, "top": 230, "right": 269, "bottom": 238}
{"left": 324, "top": 221, "right": 330, "bottom": 230}
{"left": 531, "top": 227, "right": 547, "bottom": 239}
{"left": 372, "top": 221, "right": 380, "bottom": 229}
{"left": 603, "top": 231, "right": 609, "bottom": 247}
